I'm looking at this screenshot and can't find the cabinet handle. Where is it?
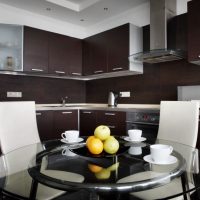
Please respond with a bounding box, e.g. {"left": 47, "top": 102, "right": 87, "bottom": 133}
{"left": 31, "top": 68, "right": 44, "bottom": 72}
{"left": 71, "top": 72, "right": 81, "bottom": 76}
{"left": 112, "top": 67, "right": 123, "bottom": 71}
{"left": 55, "top": 71, "right": 65, "bottom": 74}
{"left": 108, "top": 125, "right": 115, "bottom": 129}
{"left": 105, "top": 113, "right": 116, "bottom": 116}
{"left": 36, "top": 112, "right": 42, "bottom": 116}
{"left": 82, "top": 111, "right": 92, "bottom": 114}
{"left": 62, "top": 111, "right": 72, "bottom": 114}
{"left": 94, "top": 70, "right": 103, "bottom": 74}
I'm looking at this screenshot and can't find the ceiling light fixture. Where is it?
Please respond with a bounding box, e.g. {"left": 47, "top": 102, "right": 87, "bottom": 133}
{"left": 46, "top": 7, "right": 51, "bottom": 11}
{"left": 104, "top": 7, "right": 108, "bottom": 11}
{"left": 80, "top": 19, "right": 85, "bottom": 22}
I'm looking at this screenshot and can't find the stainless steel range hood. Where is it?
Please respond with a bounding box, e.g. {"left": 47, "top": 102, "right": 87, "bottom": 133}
{"left": 129, "top": 0, "right": 186, "bottom": 64}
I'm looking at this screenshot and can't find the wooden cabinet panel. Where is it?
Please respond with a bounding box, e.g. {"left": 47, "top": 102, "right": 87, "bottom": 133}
{"left": 83, "top": 24, "right": 130, "bottom": 75}
{"left": 188, "top": 0, "right": 200, "bottom": 62}
{"left": 79, "top": 110, "right": 97, "bottom": 136}
{"left": 53, "top": 110, "right": 78, "bottom": 139}
{"left": 36, "top": 110, "right": 54, "bottom": 142}
{"left": 49, "top": 33, "right": 83, "bottom": 76}
{"left": 96, "top": 111, "right": 126, "bottom": 136}
{"left": 23, "top": 26, "right": 49, "bottom": 73}
{"left": 48, "top": 33, "right": 71, "bottom": 75}
{"left": 68, "top": 38, "right": 82, "bottom": 76}
{"left": 107, "top": 24, "right": 129, "bottom": 72}
{"left": 36, "top": 110, "right": 78, "bottom": 141}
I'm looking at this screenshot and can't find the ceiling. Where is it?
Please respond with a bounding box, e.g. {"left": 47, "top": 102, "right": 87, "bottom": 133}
{"left": 0, "top": 0, "right": 148, "bottom": 27}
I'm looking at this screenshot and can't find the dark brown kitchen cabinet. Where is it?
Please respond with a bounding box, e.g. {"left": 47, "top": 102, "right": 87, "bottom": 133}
{"left": 23, "top": 26, "right": 49, "bottom": 73}
{"left": 83, "top": 33, "right": 107, "bottom": 75}
{"left": 53, "top": 110, "right": 78, "bottom": 139}
{"left": 79, "top": 110, "right": 126, "bottom": 136}
{"left": 36, "top": 111, "right": 54, "bottom": 142}
{"left": 107, "top": 24, "right": 129, "bottom": 72}
{"left": 188, "top": 0, "right": 200, "bottom": 65}
{"left": 36, "top": 110, "right": 78, "bottom": 141}
{"left": 96, "top": 111, "right": 126, "bottom": 136}
{"left": 83, "top": 24, "right": 130, "bottom": 75}
{"left": 49, "top": 33, "right": 82, "bottom": 76}
{"left": 80, "top": 110, "right": 97, "bottom": 136}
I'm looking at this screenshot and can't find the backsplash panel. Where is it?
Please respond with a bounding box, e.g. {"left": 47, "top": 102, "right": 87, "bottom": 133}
{"left": 0, "top": 75, "right": 86, "bottom": 103}
{"left": 86, "top": 60, "right": 200, "bottom": 104}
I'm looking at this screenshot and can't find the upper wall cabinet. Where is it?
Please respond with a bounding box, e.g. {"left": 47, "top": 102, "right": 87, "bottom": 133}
{"left": 49, "top": 32, "right": 82, "bottom": 76}
{"left": 0, "top": 24, "right": 23, "bottom": 71}
{"left": 23, "top": 27, "right": 82, "bottom": 76}
{"left": 188, "top": 0, "right": 200, "bottom": 65}
{"left": 83, "top": 23, "right": 143, "bottom": 78}
{"left": 23, "top": 26, "right": 49, "bottom": 73}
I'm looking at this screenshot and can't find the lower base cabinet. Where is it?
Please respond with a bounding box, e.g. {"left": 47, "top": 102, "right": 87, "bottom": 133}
{"left": 79, "top": 110, "right": 126, "bottom": 136}
{"left": 36, "top": 110, "right": 78, "bottom": 141}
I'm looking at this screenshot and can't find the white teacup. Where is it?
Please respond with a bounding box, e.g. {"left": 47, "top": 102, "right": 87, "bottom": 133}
{"left": 128, "top": 129, "right": 142, "bottom": 141}
{"left": 150, "top": 144, "right": 173, "bottom": 163}
{"left": 62, "top": 148, "right": 76, "bottom": 156}
{"left": 61, "top": 130, "right": 79, "bottom": 142}
{"left": 128, "top": 147, "right": 142, "bottom": 155}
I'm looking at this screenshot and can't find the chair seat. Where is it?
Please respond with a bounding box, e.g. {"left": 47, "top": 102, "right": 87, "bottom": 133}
{"left": 118, "top": 171, "right": 195, "bottom": 200}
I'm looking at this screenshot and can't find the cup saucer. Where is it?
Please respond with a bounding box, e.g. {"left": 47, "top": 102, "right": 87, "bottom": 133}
{"left": 143, "top": 154, "right": 177, "bottom": 165}
{"left": 124, "top": 136, "right": 146, "bottom": 143}
{"left": 61, "top": 137, "right": 84, "bottom": 144}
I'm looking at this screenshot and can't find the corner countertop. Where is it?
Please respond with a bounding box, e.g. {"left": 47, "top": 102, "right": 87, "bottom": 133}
{"left": 36, "top": 103, "right": 160, "bottom": 112}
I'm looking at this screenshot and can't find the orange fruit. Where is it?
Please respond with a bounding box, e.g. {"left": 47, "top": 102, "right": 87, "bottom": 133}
{"left": 88, "top": 164, "right": 103, "bottom": 173}
{"left": 87, "top": 137, "right": 103, "bottom": 154}
{"left": 86, "top": 136, "right": 95, "bottom": 147}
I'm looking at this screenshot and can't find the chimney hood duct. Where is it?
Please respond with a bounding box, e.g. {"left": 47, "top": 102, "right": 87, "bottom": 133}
{"left": 129, "top": 0, "right": 186, "bottom": 64}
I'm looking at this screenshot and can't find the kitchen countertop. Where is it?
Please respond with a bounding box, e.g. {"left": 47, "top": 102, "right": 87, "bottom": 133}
{"left": 36, "top": 103, "right": 160, "bottom": 112}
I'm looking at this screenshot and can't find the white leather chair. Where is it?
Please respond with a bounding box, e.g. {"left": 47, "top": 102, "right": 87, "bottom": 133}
{"left": 0, "top": 101, "right": 84, "bottom": 199}
{"left": 118, "top": 101, "right": 199, "bottom": 200}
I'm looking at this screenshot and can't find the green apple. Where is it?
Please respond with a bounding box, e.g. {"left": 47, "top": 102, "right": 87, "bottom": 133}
{"left": 107, "top": 162, "right": 119, "bottom": 171}
{"left": 94, "top": 125, "right": 110, "bottom": 141}
{"left": 95, "top": 169, "right": 111, "bottom": 179}
{"left": 104, "top": 136, "right": 119, "bottom": 154}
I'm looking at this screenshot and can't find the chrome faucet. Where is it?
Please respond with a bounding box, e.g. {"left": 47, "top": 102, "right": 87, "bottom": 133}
{"left": 61, "top": 96, "right": 68, "bottom": 106}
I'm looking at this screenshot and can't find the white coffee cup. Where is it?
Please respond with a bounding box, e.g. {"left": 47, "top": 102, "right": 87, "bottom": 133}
{"left": 128, "top": 129, "right": 142, "bottom": 141}
{"left": 128, "top": 146, "right": 142, "bottom": 155}
{"left": 150, "top": 144, "right": 173, "bottom": 163}
{"left": 62, "top": 148, "right": 76, "bottom": 156}
{"left": 61, "top": 130, "right": 79, "bottom": 142}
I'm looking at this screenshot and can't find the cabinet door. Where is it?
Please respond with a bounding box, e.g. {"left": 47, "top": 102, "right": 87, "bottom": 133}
{"left": 79, "top": 110, "right": 97, "bottom": 136}
{"left": 53, "top": 110, "right": 78, "bottom": 139}
{"left": 83, "top": 33, "right": 107, "bottom": 75}
{"left": 36, "top": 110, "right": 54, "bottom": 142}
{"left": 96, "top": 111, "right": 126, "bottom": 136}
{"left": 68, "top": 38, "right": 82, "bottom": 76}
{"left": 48, "top": 33, "right": 71, "bottom": 76}
{"left": 188, "top": 1, "right": 200, "bottom": 62}
{"left": 23, "top": 26, "right": 49, "bottom": 73}
{"left": 107, "top": 24, "right": 129, "bottom": 72}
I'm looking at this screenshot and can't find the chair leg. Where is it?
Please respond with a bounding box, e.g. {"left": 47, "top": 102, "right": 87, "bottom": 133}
{"left": 181, "top": 172, "right": 191, "bottom": 200}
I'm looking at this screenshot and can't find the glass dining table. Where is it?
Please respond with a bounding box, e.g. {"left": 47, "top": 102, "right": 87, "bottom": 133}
{"left": 0, "top": 136, "right": 200, "bottom": 200}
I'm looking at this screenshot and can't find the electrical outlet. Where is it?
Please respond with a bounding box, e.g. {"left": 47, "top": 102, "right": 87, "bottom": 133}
{"left": 7, "top": 92, "right": 22, "bottom": 98}
{"left": 119, "top": 91, "right": 130, "bottom": 97}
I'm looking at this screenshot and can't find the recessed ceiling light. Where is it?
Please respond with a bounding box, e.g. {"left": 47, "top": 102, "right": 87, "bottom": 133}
{"left": 104, "top": 7, "right": 108, "bottom": 11}
{"left": 46, "top": 8, "right": 51, "bottom": 11}
{"left": 80, "top": 19, "right": 85, "bottom": 22}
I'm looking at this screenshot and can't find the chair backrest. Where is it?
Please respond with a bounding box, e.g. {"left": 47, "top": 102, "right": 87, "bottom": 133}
{"left": 157, "top": 101, "right": 199, "bottom": 147}
{"left": 0, "top": 101, "right": 40, "bottom": 154}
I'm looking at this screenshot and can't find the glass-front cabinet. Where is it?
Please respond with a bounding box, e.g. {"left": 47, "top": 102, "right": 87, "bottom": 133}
{"left": 0, "top": 24, "right": 23, "bottom": 71}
